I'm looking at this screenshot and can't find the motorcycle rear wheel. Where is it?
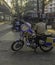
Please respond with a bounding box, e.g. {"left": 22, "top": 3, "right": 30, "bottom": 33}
{"left": 40, "top": 45, "right": 53, "bottom": 52}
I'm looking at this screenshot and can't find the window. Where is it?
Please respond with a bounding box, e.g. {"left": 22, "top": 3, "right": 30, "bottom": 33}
{"left": 50, "top": 4, "right": 52, "bottom": 6}
{"left": 52, "top": 7, "right": 55, "bottom": 12}
{"left": 50, "top": 8, "right": 52, "bottom": 12}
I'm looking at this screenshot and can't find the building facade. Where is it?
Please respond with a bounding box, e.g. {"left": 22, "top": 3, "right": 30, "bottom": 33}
{"left": 0, "top": 0, "right": 12, "bottom": 22}
{"left": 45, "top": 0, "right": 55, "bottom": 13}
{"left": 45, "top": 0, "right": 55, "bottom": 26}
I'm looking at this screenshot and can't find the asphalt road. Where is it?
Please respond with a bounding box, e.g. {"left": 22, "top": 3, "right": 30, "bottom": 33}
{"left": 0, "top": 24, "right": 55, "bottom": 65}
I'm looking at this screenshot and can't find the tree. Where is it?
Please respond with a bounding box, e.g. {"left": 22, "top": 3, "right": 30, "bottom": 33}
{"left": 24, "top": 0, "right": 37, "bottom": 13}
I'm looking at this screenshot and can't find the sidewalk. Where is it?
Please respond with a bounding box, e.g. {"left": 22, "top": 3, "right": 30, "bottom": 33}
{"left": 0, "top": 22, "right": 5, "bottom": 25}
{"left": 0, "top": 23, "right": 12, "bottom": 32}
{"left": 0, "top": 21, "right": 10, "bottom": 25}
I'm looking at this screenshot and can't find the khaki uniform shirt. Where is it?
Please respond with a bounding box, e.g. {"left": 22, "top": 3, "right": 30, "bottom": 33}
{"left": 34, "top": 22, "right": 46, "bottom": 34}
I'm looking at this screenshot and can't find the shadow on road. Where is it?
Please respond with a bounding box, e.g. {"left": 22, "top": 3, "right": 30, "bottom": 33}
{"left": 10, "top": 50, "right": 54, "bottom": 58}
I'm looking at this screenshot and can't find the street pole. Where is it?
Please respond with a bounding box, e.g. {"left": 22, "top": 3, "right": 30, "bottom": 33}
{"left": 20, "top": 0, "right": 22, "bottom": 19}
{"left": 37, "top": 0, "right": 39, "bottom": 21}
{"left": 42, "top": 0, "right": 45, "bottom": 20}
{"left": 42, "top": 0, "right": 45, "bottom": 14}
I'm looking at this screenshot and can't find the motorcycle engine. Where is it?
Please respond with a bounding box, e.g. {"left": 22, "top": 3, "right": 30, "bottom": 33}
{"left": 28, "top": 35, "right": 37, "bottom": 48}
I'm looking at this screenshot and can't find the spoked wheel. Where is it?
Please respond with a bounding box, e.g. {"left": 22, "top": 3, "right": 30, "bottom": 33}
{"left": 40, "top": 44, "right": 53, "bottom": 52}
{"left": 11, "top": 40, "right": 24, "bottom": 51}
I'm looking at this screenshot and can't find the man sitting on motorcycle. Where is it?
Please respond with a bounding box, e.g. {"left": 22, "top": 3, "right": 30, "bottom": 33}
{"left": 34, "top": 18, "right": 47, "bottom": 43}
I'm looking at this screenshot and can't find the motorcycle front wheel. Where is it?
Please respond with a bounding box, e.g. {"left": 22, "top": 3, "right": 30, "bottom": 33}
{"left": 11, "top": 40, "right": 24, "bottom": 51}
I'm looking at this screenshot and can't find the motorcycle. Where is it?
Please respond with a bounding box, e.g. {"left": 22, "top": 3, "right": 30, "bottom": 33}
{"left": 11, "top": 22, "right": 55, "bottom": 52}
{"left": 12, "top": 21, "right": 20, "bottom": 32}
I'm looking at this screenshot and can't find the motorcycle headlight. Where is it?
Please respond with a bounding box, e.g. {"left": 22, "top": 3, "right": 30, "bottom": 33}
{"left": 21, "top": 24, "right": 29, "bottom": 31}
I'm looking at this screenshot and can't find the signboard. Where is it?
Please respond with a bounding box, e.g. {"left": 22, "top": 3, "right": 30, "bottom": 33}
{"left": 47, "top": 13, "right": 55, "bottom": 18}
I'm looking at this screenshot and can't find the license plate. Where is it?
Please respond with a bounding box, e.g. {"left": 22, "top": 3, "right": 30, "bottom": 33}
{"left": 46, "top": 37, "right": 53, "bottom": 43}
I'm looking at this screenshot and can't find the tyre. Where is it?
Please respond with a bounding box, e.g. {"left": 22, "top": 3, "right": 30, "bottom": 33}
{"left": 39, "top": 35, "right": 53, "bottom": 52}
{"left": 40, "top": 43, "right": 53, "bottom": 52}
{"left": 11, "top": 40, "right": 24, "bottom": 51}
